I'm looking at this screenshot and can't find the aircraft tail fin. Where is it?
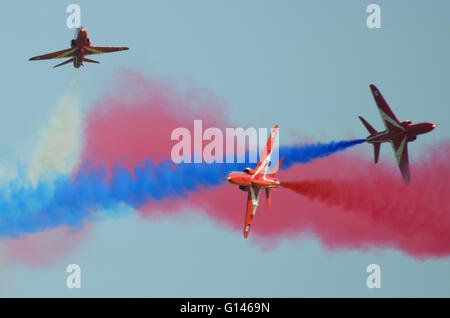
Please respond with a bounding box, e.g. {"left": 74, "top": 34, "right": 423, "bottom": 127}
{"left": 265, "top": 156, "right": 285, "bottom": 209}
{"left": 82, "top": 57, "right": 100, "bottom": 64}
{"left": 255, "top": 125, "right": 279, "bottom": 173}
{"left": 53, "top": 58, "right": 74, "bottom": 68}
{"left": 359, "top": 116, "right": 381, "bottom": 163}
{"left": 265, "top": 188, "right": 271, "bottom": 209}
{"left": 359, "top": 116, "right": 378, "bottom": 135}
{"left": 268, "top": 156, "right": 285, "bottom": 176}
{"left": 373, "top": 143, "right": 381, "bottom": 164}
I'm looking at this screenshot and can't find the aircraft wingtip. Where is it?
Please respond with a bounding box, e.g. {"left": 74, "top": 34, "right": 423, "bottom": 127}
{"left": 370, "top": 84, "right": 381, "bottom": 93}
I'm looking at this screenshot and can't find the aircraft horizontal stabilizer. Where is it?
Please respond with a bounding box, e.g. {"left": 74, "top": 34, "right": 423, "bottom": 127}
{"left": 53, "top": 58, "right": 74, "bottom": 68}
{"left": 82, "top": 57, "right": 100, "bottom": 64}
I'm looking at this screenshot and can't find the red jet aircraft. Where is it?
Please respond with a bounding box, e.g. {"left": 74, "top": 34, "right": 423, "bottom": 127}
{"left": 29, "top": 27, "right": 129, "bottom": 68}
{"left": 226, "top": 125, "right": 285, "bottom": 238}
{"left": 359, "top": 84, "right": 436, "bottom": 183}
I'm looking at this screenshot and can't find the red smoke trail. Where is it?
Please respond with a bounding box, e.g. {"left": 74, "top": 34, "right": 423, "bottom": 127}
{"left": 140, "top": 143, "right": 450, "bottom": 258}
{"left": 84, "top": 71, "right": 450, "bottom": 258}
{"left": 83, "top": 70, "right": 229, "bottom": 170}
{"left": 278, "top": 142, "right": 450, "bottom": 258}
{"left": 4, "top": 223, "right": 93, "bottom": 267}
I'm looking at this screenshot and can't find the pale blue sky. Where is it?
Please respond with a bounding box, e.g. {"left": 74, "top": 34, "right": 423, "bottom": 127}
{"left": 0, "top": 0, "right": 449, "bottom": 297}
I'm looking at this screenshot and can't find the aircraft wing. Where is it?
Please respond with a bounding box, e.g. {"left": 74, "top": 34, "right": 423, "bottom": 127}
{"left": 390, "top": 135, "right": 410, "bottom": 183}
{"left": 85, "top": 46, "right": 129, "bottom": 55}
{"left": 29, "top": 48, "right": 77, "bottom": 60}
{"left": 370, "top": 84, "right": 405, "bottom": 132}
{"left": 243, "top": 185, "right": 262, "bottom": 238}
{"left": 254, "top": 125, "right": 279, "bottom": 176}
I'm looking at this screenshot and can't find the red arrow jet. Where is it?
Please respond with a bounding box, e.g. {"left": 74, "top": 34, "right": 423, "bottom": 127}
{"left": 359, "top": 84, "right": 436, "bottom": 183}
{"left": 29, "top": 27, "right": 129, "bottom": 68}
{"left": 226, "top": 125, "right": 285, "bottom": 238}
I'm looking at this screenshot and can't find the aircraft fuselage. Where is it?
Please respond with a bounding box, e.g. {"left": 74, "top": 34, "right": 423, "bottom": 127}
{"left": 226, "top": 171, "right": 280, "bottom": 188}
{"left": 366, "top": 121, "right": 435, "bottom": 144}
{"left": 70, "top": 27, "right": 90, "bottom": 68}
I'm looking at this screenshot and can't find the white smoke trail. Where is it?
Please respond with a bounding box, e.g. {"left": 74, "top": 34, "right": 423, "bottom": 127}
{"left": 0, "top": 73, "right": 85, "bottom": 275}
{"left": 27, "top": 74, "right": 83, "bottom": 184}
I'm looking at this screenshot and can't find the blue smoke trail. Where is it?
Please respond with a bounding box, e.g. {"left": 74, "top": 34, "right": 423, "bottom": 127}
{"left": 0, "top": 139, "right": 364, "bottom": 238}
{"left": 280, "top": 139, "right": 366, "bottom": 168}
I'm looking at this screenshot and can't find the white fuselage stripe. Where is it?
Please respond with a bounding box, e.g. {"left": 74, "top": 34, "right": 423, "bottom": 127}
{"left": 379, "top": 109, "right": 405, "bottom": 131}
